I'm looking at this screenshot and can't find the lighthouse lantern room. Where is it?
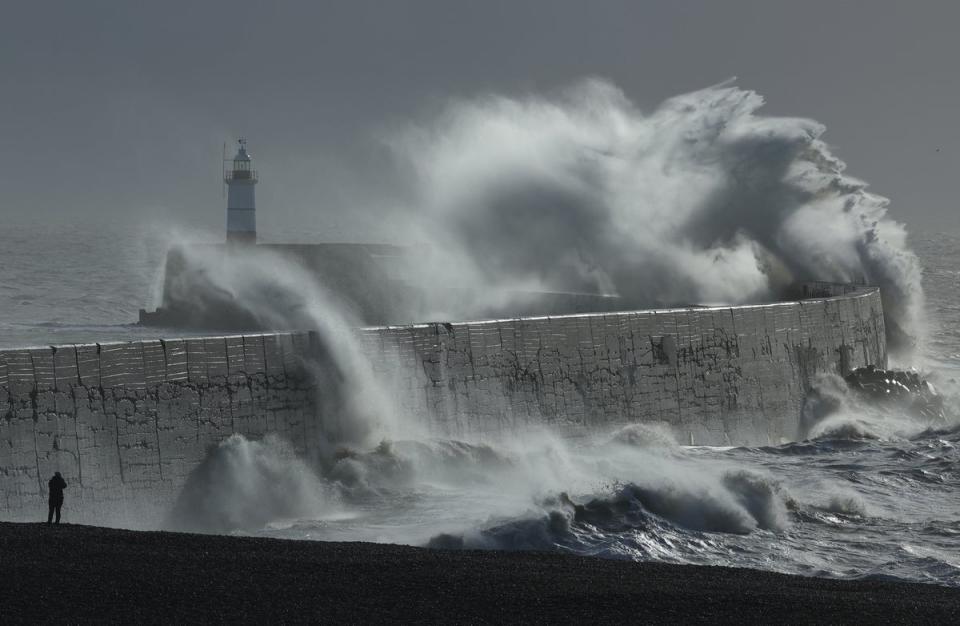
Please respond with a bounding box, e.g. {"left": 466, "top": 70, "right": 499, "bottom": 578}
{"left": 224, "top": 138, "right": 257, "bottom": 244}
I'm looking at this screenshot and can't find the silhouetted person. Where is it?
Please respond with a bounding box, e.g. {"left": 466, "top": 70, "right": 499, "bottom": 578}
{"left": 47, "top": 472, "right": 66, "bottom": 524}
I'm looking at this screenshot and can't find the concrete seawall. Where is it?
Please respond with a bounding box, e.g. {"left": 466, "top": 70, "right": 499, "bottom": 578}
{"left": 0, "top": 285, "right": 886, "bottom": 525}
{"left": 0, "top": 334, "right": 320, "bottom": 525}
{"left": 366, "top": 285, "right": 886, "bottom": 444}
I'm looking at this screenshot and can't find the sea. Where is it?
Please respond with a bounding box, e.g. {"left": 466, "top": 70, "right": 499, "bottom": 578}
{"left": 1, "top": 216, "right": 959, "bottom": 587}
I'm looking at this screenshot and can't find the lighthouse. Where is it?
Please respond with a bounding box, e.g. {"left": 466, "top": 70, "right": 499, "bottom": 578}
{"left": 225, "top": 138, "right": 257, "bottom": 244}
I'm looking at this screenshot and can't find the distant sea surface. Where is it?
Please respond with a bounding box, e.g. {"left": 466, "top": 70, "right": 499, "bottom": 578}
{"left": 0, "top": 217, "right": 174, "bottom": 348}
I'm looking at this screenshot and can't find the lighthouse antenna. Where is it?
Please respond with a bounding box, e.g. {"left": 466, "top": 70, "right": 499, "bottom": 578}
{"left": 222, "top": 141, "right": 227, "bottom": 198}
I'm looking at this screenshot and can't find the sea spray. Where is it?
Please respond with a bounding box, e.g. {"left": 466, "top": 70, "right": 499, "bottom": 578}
{"left": 390, "top": 79, "right": 924, "bottom": 352}
{"left": 166, "top": 434, "right": 336, "bottom": 533}
{"left": 167, "top": 243, "right": 407, "bottom": 458}
{"left": 801, "top": 370, "right": 955, "bottom": 441}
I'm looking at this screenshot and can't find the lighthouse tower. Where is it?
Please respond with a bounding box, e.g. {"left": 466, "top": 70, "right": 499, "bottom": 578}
{"left": 224, "top": 138, "right": 257, "bottom": 244}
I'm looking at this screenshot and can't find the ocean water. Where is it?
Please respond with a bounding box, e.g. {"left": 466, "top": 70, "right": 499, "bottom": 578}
{"left": 0, "top": 217, "right": 182, "bottom": 348}
{"left": 1, "top": 219, "right": 959, "bottom": 587}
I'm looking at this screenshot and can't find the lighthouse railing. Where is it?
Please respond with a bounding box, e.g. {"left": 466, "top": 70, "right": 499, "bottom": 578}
{"left": 225, "top": 170, "right": 258, "bottom": 182}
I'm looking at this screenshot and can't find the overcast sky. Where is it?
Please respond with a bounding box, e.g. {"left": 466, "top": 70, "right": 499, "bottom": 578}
{"left": 2, "top": 0, "right": 957, "bottom": 237}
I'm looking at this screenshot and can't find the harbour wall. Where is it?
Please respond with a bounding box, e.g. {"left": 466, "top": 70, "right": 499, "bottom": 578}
{"left": 0, "top": 334, "right": 320, "bottom": 526}
{"left": 363, "top": 285, "right": 885, "bottom": 443}
{"left": 0, "top": 285, "right": 886, "bottom": 525}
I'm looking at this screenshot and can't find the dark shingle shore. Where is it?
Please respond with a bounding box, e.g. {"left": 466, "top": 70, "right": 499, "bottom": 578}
{"left": 2, "top": 521, "right": 957, "bottom": 623}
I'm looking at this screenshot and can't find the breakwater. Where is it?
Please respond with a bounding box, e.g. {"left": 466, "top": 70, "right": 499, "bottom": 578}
{"left": 0, "top": 285, "right": 885, "bottom": 525}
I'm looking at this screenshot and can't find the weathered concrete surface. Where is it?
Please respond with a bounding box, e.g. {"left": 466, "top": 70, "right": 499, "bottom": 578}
{"left": 1, "top": 286, "right": 885, "bottom": 525}
{"left": 366, "top": 285, "right": 886, "bottom": 444}
{"left": 0, "top": 333, "right": 319, "bottom": 525}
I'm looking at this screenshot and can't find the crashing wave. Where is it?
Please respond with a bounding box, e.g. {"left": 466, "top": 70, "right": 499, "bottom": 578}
{"left": 427, "top": 469, "right": 789, "bottom": 556}
{"left": 394, "top": 79, "right": 924, "bottom": 351}
{"left": 801, "top": 368, "right": 950, "bottom": 441}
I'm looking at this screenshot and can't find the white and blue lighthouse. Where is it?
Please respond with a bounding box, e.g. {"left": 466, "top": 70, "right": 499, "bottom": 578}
{"left": 225, "top": 138, "right": 257, "bottom": 244}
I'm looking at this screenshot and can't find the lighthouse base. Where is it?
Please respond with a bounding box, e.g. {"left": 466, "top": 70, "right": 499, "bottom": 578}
{"left": 227, "top": 231, "right": 257, "bottom": 245}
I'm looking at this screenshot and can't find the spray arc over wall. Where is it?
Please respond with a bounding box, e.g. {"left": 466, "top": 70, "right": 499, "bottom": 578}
{"left": 392, "top": 80, "right": 922, "bottom": 351}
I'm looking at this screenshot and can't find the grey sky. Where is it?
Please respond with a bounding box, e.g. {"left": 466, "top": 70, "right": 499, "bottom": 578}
{"left": 1, "top": 0, "right": 957, "bottom": 235}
